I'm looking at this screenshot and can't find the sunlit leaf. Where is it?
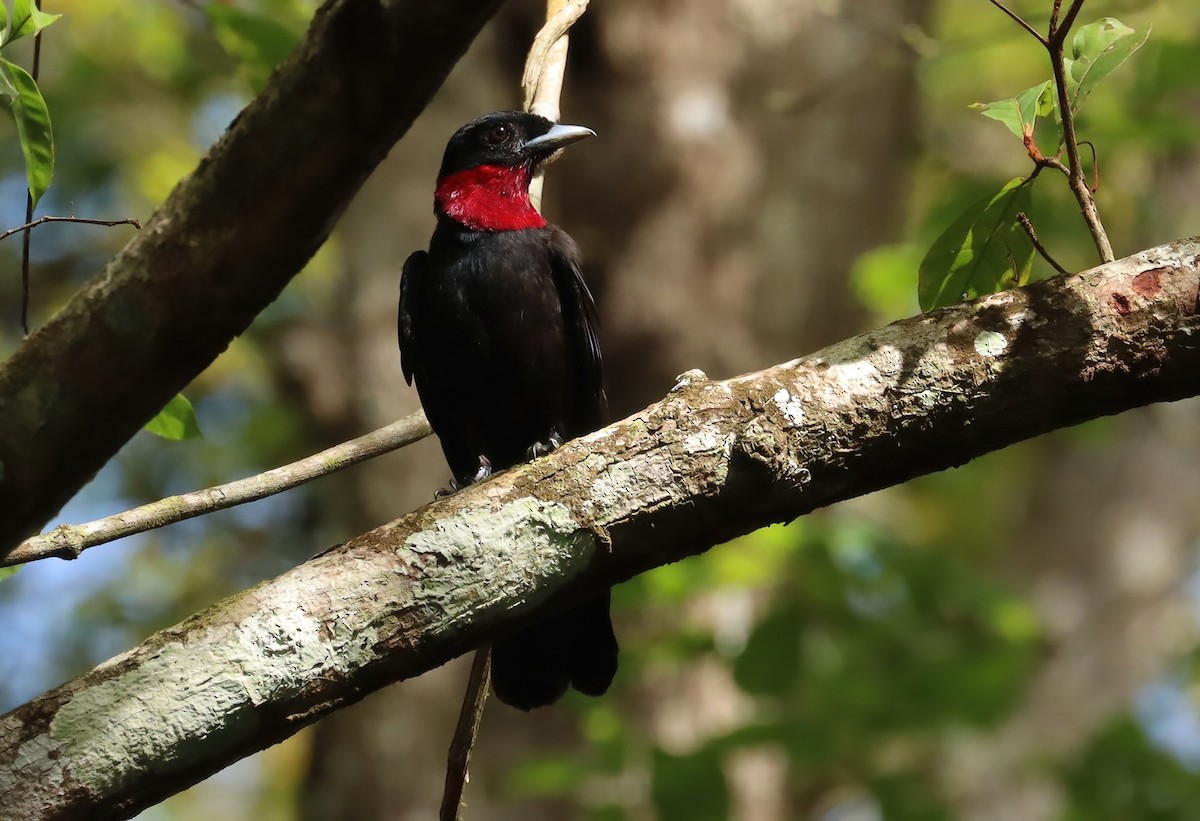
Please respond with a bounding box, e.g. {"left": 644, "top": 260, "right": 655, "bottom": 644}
{"left": 990, "top": 598, "right": 1039, "bottom": 642}
{"left": 0, "top": 57, "right": 53, "bottom": 206}
{"left": 1065, "top": 18, "right": 1150, "bottom": 114}
{"left": 145, "top": 393, "right": 202, "bottom": 441}
{"left": 3, "top": 0, "right": 60, "bottom": 46}
{"left": 851, "top": 243, "right": 923, "bottom": 318}
{"left": 918, "top": 177, "right": 1036, "bottom": 310}
{"left": 0, "top": 566, "right": 18, "bottom": 583}
{"left": 971, "top": 81, "right": 1054, "bottom": 139}
{"left": 507, "top": 756, "right": 585, "bottom": 797}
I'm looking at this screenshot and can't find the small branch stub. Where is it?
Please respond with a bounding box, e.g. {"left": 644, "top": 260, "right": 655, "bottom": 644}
{"left": 1016, "top": 211, "right": 1070, "bottom": 276}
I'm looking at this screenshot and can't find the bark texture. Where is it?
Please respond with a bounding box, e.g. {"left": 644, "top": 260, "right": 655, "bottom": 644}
{"left": 0, "top": 0, "right": 506, "bottom": 552}
{"left": 2, "top": 240, "right": 1198, "bottom": 820}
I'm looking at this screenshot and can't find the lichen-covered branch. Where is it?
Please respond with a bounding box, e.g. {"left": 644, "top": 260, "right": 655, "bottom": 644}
{"left": 2, "top": 240, "right": 1199, "bottom": 820}
{"left": 0, "top": 0, "right": 506, "bottom": 553}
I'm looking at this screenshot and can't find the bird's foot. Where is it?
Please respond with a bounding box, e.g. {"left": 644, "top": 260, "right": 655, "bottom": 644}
{"left": 433, "top": 456, "right": 493, "bottom": 499}
{"left": 526, "top": 429, "right": 564, "bottom": 461}
{"left": 470, "top": 455, "right": 494, "bottom": 484}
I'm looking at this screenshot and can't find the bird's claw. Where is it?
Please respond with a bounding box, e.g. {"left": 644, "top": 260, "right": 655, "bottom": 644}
{"left": 433, "top": 455, "right": 493, "bottom": 499}
{"left": 434, "top": 479, "right": 461, "bottom": 500}
{"left": 526, "top": 429, "right": 564, "bottom": 460}
{"left": 471, "top": 455, "right": 493, "bottom": 483}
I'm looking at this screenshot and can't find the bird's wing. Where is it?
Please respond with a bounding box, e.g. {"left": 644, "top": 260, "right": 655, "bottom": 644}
{"left": 546, "top": 228, "right": 607, "bottom": 428}
{"left": 398, "top": 250, "right": 427, "bottom": 386}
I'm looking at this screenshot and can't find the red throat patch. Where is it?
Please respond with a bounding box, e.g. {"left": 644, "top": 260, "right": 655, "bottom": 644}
{"left": 434, "top": 164, "right": 547, "bottom": 231}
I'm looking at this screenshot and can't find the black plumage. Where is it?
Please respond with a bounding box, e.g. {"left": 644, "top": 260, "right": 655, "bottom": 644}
{"left": 398, "top": 112, "right": 618, "bottom": 710}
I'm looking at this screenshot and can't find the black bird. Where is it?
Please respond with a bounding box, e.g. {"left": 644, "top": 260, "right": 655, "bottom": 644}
{"left": 398, "top": 111, "right": 618, "bottom": 710}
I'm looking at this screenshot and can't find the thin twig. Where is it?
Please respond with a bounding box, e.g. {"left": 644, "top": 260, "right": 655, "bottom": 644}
{"left": 1079, "top": 139, "right": 1099, "bottom": 192}
{"left": 987, "top": 0, "right": 1047, "bottom": 45}
{"left": 0, "top": 215, "right": 142, "bottom": 244}
{"left": 523, "top": 0, "right": 588, "bottom": 212}
{"left": 19, "top": 202, "right": 33, "bottom": 335}
{"left": 1046, "top": 2, "right": 1115, "bottom": 262}
{"left": 439, "top": 648, "right": 493, "bottom": 821}
{"left": 988, "top": 0, "right": 1114, "bottom": 262}
{"left": 1038, "top": 156, "right": 1071, "bottom": 178}
{"left": 1050, "top": 0, "right": 1065, "bottom": 31}
{"left": 1017, "top": 211, "right": 1070, "bottom": 275}
{"left": 1052, "top": 0, "right": 1088, "bottom": 45}
{"left": 19, "top": 0, "right": 44, "bottom": 335}
{"left": 3, "top": 411, "right": 432, "bottom": 567}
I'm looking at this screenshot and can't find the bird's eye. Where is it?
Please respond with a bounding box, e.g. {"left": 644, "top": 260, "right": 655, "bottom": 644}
{"left": 484, "top": 124, "right": 512, "bottom": 146}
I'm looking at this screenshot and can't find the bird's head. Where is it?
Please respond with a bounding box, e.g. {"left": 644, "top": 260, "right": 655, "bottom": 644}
{"left": 434, "top": 111, "right": 595, "bottom": 232}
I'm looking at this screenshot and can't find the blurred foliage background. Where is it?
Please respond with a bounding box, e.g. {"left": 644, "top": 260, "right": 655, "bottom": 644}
{"left": 2, "top": 0, "right": 1200, "bottom": 818}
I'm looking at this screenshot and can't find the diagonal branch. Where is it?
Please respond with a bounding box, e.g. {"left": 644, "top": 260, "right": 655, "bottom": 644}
{"left": 2, "top": 240, "right": 1199, "bottom": 819}
{"left": 0, "top": 215, "right": 141, "bottom": 245}
{"left": 987, "top": 0, "right": 1048, "bottom": 46}
{"left": 1048, "top": 7, "right": 1114, "bottom": 263}
{"left": 3, "top": 411, "right": 431, "bottom": 567}
{"left": 1053, "top": 0, "right": 1088, "bottom": 44}
{"left": 0, "top": 0, "right": 508, "bottom": 554}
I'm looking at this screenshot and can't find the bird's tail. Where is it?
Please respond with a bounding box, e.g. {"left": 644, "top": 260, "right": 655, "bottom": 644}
{"left": 491, "top": 592, "right": 618, "bottom": 711}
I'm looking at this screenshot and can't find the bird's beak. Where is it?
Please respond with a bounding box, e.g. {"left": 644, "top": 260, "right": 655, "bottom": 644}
{"left": 522, "top": 123, "right": 596, "bottom": 157}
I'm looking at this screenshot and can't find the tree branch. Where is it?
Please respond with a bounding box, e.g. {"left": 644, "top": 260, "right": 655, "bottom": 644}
{"left": 3, "top": 240, "right": 1199, "bottom": 819}
{"left": 3, "top": 411, "right": 431, "bottom": 567}
{"left": 1053, "top": 0, "right": 1088, "bottom": 44}
{"left": 522, "top": 0, "right": 588, "bottom": 211}
{"left": 987, "top": 0, "right": 1047, "bottom": 46}
{"left": 1046, "top": 0, "right": 1115, "bottom": 263}
{"left": 0, "top": 216, "right": 141, "bottom": 246}
{"left": 440, "top": 648, "right": 492, "bottom": 821}
{"left": 0, "top": 0, "right": 508, "bottom": 554}
{"left": 1016, "top": 211, "right": 1070, "bottom": 276}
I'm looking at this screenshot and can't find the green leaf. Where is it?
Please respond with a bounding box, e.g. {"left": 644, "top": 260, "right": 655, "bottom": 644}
{"left": 734, "top": 609, "right": 802, "bottom": 695}
{"left": 1065, "top": 18, "right": 1150, "bottom": 114}
{"left": 0, "top": 53, "right": 15, "bottom": 100}
{"left": 918, "top": 177, "right": 1036, "bottom": 311}
{"left": 3, "top": 0, "right": 61, "bottom": 46}
{"left": 507, "top": 756, "right": 586, "bottom": 797}
{"left": 971, "top": 81, "right": 1053, "bottom": 140}
{"left": 0, "top": 58, "right": 53, "bottom": 206}
{"left": 0, "top": 566, "right": 18, "bottom": 583}
{"left": 651, "top": 747, "right": 730, "bottom": 821}
{"left": 145, "top": 393, "right": 202, "bottom": 441}
{"left": 206, "top": 5, "right": 301, "bottom": 92}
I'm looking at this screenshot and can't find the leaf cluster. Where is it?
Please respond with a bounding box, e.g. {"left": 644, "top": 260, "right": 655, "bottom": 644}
{"left": 920, "top": 16, "right": 1148, "bottom": 310}
{"left": 0, "top": 0, "right": 58, "bottom": 207}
